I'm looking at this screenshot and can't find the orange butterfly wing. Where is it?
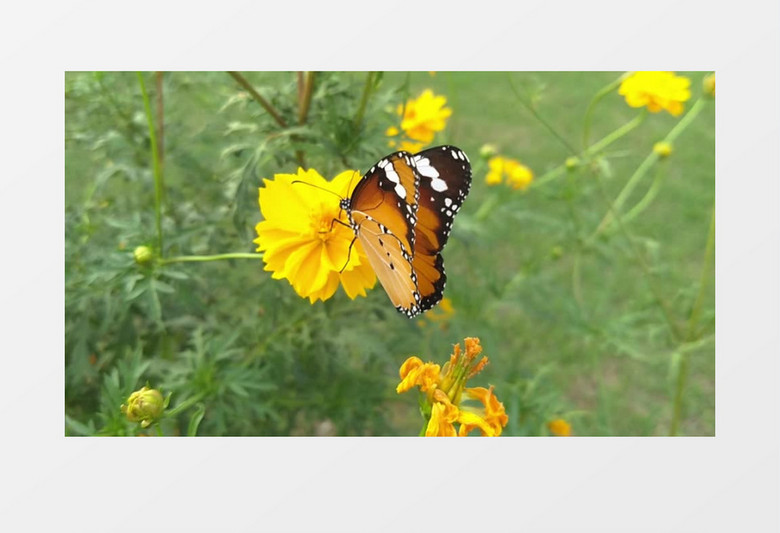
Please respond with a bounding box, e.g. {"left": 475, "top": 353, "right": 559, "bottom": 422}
{"left": 345, "top": 152, "right": 422, "bottom": 317}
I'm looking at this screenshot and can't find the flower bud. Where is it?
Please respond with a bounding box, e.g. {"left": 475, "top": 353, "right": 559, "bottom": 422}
{"left": 653, "top": 141, "right": 673, "bottom": 158}
{"left": 702, "top": 73, "right": 715, "bottom": 98}
{"left": 565, "top": 156, "right": 580, "bottom": 171}
{"left": 547, "top": 418, "right": 572, "bottom": 436}
{"left": 133, "top": 245, "right": 154, "bottom": 265}
{"left": 121, "top": 386, "right": 165, "bottom": 428}
{"left": 479, "top": 144, "right": 498, "bottom": 160}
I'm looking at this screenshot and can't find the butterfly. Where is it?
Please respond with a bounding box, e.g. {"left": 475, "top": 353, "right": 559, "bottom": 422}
{"left": 342, "top": 145, "right": 471, "bottom": 318}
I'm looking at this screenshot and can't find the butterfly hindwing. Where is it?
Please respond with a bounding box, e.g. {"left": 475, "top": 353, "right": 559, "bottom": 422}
{"left": 411, "top": 145, "right": 472, "bottom": 312}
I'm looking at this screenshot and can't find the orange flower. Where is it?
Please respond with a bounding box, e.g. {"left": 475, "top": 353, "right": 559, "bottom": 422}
{"left": 397, "top": 337, "right": 508, "bottom": 437}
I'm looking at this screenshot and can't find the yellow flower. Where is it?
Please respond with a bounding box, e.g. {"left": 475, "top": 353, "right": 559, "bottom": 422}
{"left": 547, "top": 418, "right": 572, "bottom": 436}
{"left": 618, "top": 71, "right": 691, "bottom": 117}
{"left": 386, "top": 126, "right": 425, "bottom": 153}
{"left": 386, "top": 89, "right": 451, "bottom": 150}
{"left": 397, "top": 337, "right": 508, "bottom": 437}
{"left": 417, "top": 297, "right": 455, "bottom": 329}
{"left": 485, "top": 156, "right": 534, "bottom": 190}
{"left": 254, "top": 168, "right": 376, "bottom": 303}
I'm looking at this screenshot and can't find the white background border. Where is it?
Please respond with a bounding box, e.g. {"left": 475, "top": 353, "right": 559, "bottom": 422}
{"left": 3, "top": 1, "right": 778, "bottom": 531}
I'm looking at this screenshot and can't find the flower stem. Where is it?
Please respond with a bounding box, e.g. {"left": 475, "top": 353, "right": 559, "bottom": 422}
{"left": 592, "top": 98, "right": 706, "bottom": 238}
{"left": 621, "top": 163, "right": 667, "bottom": 225}
{"left": 592, "top": 173, "right": 684, "bottom": 343}
{"left": 507, "top": 74, "right": 577, "bottom": 155}
{"left": 530, "top": 112, "right": 645, "bottom": 191}
{"left": 669, "top": 200, "right": 715, "bottom": 435}
{"left": 582, "top": 73, "right": 627, "bottom": 150}
{"left": 159, "top": 252, "right": 263, "bottom": 265}
{"left": 137, "top": 72, "right": 165, "bottom": 258}
{"left": 298, "top": 71, "right": 315, "bottom": 125}
{"left": 165, "top": 392, "right": 207, "bottom": 418}
{"left": 587, "top": 110, "right": 646, "bottom": 155}
{"left": 227, "top": 71, "right": 289, "bottom": 128}
{"left": 353, "top": 71, "right": 376, "bottom": 130}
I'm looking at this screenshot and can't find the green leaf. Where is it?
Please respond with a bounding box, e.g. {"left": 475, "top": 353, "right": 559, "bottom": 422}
{"left": 187, "top": 404, "right": 206, "bottom": 436}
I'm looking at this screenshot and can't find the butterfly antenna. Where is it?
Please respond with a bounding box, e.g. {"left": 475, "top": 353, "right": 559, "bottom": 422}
{"left": 291, "top": 180, "right": 344, "bottom": 200}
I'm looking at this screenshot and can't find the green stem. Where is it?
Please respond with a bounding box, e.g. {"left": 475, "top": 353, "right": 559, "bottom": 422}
{"left": 137, "top": 72, "right": 165, "bottom": 257}
{"left": 353, "top": 71, "right": 376, "bottom": 129}
{"left": 592, "top": 98, "right": 706, "bottom": 238}
{"left": 529, "top": 112, "right": 645, "bottom": 191}
{"left": 686, "top": 201, "right": 716, "bottom": 340}
{"left": 587, "top": 110, "right": 646, "bottom": 155}
{"left": 159, "top": 252, "right": 263, "bottom": 265}
{"left": 298, "top": 71, "right": 315, "bottom": 125}
{"left": 227, "top": 71, "right": 289, "bottom": 129}
{"left": 507, "top": 74, "right": 577, "bottom": 155}
{"left": 165, "top": 393, "right": 207, "bottom": 418}
{"left": 669, "top": 201, "right": 715, "bottom": 436}
{"left": 621, "top": 163, "right": 667, "bottom": 225}
{"left": 582, "top": 73, "right": 627, "bottom": 150}
{"left": 593, "top": 173, "right": 684, "bottom": 343}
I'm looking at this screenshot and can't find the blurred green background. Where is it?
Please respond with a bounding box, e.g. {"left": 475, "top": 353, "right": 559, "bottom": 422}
{"left": 64, "top": 71, "right": 714, "bottom": 436}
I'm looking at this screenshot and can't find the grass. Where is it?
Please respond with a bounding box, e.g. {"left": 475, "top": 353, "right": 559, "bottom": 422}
{"left": 64, "top": 71, "right": 714, "bottom": 436}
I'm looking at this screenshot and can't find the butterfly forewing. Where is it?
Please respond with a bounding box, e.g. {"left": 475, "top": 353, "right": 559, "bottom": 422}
{"left": 411, "top": 145, "right": 472, "bottom": 312}
{"left": 351, "top": 213, "right": 421, "bottom": 317}
{"left": 345, "top": 151, "right": 422, "bottom": 316}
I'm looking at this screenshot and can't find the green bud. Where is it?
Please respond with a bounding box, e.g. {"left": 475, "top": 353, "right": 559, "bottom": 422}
{"left": 479, "top": 144, "right": 498, "bottom": 160}
{"left": 565, "top": 156, "right": 580, "bottom": 171}
{"left": 702, "top": 73, "right": 715, "bottom": 98}
{"left": 653, "top": 141, "right": 673, "bottom": 159}
{"left": 133, "top": 245, "right": 154, "bottom": 265}
{"left": 550, "top": 245, "right": 564, "bottom": 259}
{"left": 121, "top": 386, "right": 165, "bottom": 428}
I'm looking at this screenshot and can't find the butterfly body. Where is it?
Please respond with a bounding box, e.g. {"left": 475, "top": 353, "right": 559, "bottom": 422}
{"left": 343, "top": 145, "right": 471, "bottom": 318}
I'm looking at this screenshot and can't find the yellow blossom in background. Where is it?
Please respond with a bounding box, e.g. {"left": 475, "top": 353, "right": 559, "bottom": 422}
{"left": 397, "top": 337, "right": 508, "bottom": 437}
{"left": 385, "top": 126, "right": 424, "bottom": 153}
{"left": 486, "top": 156, "right": 534, "bottom": 190}
{"left": 254, "top": 168, "right": 376, "bottom": 303}
{"left": 702, "top": 73, "right": 715, "bottom": 98}
{"left": 547, "top": 418, "right": 572, "bottom": 436}
{"left": 417, "top": 297, "right": 455, "bottom": 330}
{"left": 618, "top": 71, "right": 691, "bottom": 117}
{"left": 387, "top": 89, "right": 452, "bottom": 151}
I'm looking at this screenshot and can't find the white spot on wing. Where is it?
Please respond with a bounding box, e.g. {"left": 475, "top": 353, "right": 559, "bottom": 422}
{"left": 385, "top": 166, "right": 401, "bottom": 184}
{"left": 430, "top": 176, "right": 448, "bottom": 192}
{"left": 413, "top": 156, "right": 439, "bottom": 179}
{"left": 394, "top": 183, "right": 406, "bottom": 199}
